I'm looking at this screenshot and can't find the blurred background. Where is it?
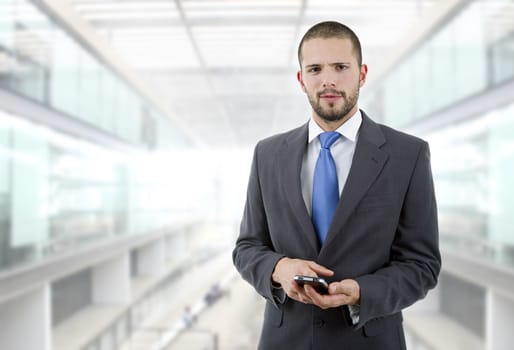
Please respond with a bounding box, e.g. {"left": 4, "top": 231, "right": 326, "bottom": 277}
{"left": 1, "top": 0, "right": 513, "bottom": 349}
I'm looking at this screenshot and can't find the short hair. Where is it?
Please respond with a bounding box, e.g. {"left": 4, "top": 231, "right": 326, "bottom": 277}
{"left": 298, "top": 21, "right": 362, "bottom": 67}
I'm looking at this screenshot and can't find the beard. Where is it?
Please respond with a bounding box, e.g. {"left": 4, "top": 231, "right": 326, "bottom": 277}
{"left": 307, "top": 85, "right": 360, "bottom": 122}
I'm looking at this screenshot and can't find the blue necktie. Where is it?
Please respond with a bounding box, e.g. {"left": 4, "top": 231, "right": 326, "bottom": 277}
{"left": 312, "top": 132, "right": 341, "bottom": 244}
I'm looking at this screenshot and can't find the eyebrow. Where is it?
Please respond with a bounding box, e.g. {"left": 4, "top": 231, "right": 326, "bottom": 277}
{"left": 305, "top": 62, "right": 352, "bottom": 68}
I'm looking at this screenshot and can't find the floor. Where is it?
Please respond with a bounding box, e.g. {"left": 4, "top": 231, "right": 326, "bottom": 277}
{"left": 166, "top": 277, "right": 264, "bottom": 350}
{"left": 119, "top": 251, "right": 264, "bottom": 350}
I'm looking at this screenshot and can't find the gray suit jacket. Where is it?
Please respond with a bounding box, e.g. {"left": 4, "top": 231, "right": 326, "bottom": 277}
{"left": 233, "top": 111, "right": 441, "bottom": 350}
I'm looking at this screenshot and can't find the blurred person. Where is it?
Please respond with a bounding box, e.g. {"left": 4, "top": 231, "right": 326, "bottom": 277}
{"left": 182, "top": 305, "right": 196, "bottom": 329}
{"left": 204, "top": 282, "right": 223, "bottom": 305}
{"left": 233, "top": 21, "right": 440, "bottom": 349}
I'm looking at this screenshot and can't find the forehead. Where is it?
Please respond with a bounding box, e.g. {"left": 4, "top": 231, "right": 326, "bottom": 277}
{"left": 301, "top": 37, "right": 356, "bottom": 65}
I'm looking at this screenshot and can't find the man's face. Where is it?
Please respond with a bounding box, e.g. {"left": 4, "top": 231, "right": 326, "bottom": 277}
{"left": 297, "top": 37, "right": 367, "bottom": 125}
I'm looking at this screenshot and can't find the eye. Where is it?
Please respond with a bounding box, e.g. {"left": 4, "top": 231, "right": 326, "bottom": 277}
{"left": 336, "top": 64, "right": 348, "bottom": 71}
{"left": 307, "top": 66, "right": 321, "bottom": 73}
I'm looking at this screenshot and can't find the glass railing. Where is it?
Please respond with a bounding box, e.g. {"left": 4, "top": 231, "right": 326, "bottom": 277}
{"left": 426, "top": 102, "right": 514, "bottom": 269}
{"left": 362, "top": 0, "right": 514, "bottom": 128}
{"left": 0, "top": 110, "right": 195, "bottom": 272}
{"left": 0, "top": 0, "right": 183, "bottom": 148}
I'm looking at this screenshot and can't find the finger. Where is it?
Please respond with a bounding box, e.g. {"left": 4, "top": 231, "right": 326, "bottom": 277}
{"left": 304, "top": 285, "right": 326, "bottom": 305}
{"left": 303, "top": 284, "right": 317, "bottom": 297}
{"left": 328, "top": 280, "right": 360, "bottom": 305}
{"left": 328, "top": 283, "right": 341, "bottom": 295}
{"left": 329, "top": 281, "right": 347, "bottom": 294}
{"left": 305, "top": 285, "right": 351, "bottom": 308}
{"left": 287, "top": 288, "right": 301, "bottom": 301}
{"left": 298, "top": 294, "right": 313, "bottom": 304}
{"left": 287, "top": 284, "right": 311, "bottom": 303}
{"left": 293, "top": 289, "right": 313, "bottom": 304}
{"left": 306, "top": 293, "right": 331, "bottom": 309}
{"left": 306, "top": 261, "right": 334, "bottom": 276}
{"left": 287, "top": 284, "right": 301, "bottom": 298}
{"left": 331, "top": 280, "right": 359, "bottom": 295}
{"left": 291, "top": 290, "right": 301, "bottom": 301}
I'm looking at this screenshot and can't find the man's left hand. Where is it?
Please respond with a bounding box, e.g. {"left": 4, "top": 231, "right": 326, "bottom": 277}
{"left": 304, "top": 279, "right": 360, "bottom": 309}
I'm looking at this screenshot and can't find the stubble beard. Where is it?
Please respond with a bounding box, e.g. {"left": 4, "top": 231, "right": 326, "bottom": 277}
{"left": 308, "top": 86, "right": 360, "bottom": 123}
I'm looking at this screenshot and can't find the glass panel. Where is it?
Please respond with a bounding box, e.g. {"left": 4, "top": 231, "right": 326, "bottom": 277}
{"left": 0, "top": 112, "right": 11, "bottom": 269}
{"left": 0, "top": 112, "right": 135, "bottom": 271}
{"left": 124, "top": 90, "right": 141, "bottom": 144}
{"left": 48, "top": 139, "right": 124, "bottom": 249}
{"left": 453, "top": 2, "right": 487, "bottom": 99}
{"left": 428, "top": 102, "right": 514, "bottom": 268}
{"left": 430, "top": 24, "right": 455, "bottom": 113}
{"left": 411, "top": 46, "right": 431, "bottom": 120}
{"left": 0, "top": 0, "right": 15, "bottom": 51}
{"left": 490, "top": 32, "right": 514, "bottom": 84}
{"left": 115, "top": 86, "right": 140, "bottom": 143}
{"left": 10, "top": 0, "right": 52, "bottom": 101}
{"left": 98, "top": 68, "right": 117, "bottom": 132}
{"left": 155, "top": 113, "right": 189, "bottom": 149}
{"left": 391, "top": 61, "right": 412, "bottom": 126}
{"left": 2, "top": 0, "right": 186, "bottom": 150}
{"left": 480, "top": 0, "right": 514, "bottom": 85}
{"left": 50, "top": 30, "right": 79, "bottom": 116}
{"left": 0, "top": 0, "right": 15, "bottom": 88}
{"left": 77, "top": 51, "right": 100, "bottom": 124}
{"left": 365, "top": 0, "right": 513, "bottom": 127}
{"left": 487, "top": 106, "right": 514, "bottom": 251}
{"left": 10, "top": 118, "right": 48, "bottom": 255}
{"left": 0, "top": 1, "right": 190, "bottom": 273}
{"left": 113, "top": 84, "right": 125, "bottom": 139}
{"left": 381, "top": 77, "right": 395, "bottom": 126}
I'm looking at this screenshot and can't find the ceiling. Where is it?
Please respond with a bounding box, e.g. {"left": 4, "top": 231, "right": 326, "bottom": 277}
{"left": 65, "top": 0, "right": 440, "bottom": 148}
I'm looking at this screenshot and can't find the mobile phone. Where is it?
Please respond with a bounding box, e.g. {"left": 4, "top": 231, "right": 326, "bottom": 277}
{"left": 294, "top": 275, "right": 329, "bottom": 294}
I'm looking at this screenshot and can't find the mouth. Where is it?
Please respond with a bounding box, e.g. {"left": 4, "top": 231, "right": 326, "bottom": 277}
{"left": 319, "top": 94, "right": 342, "bottom": 103}
{"left": 318, "top": 89, "right": 343, "bottom": 103}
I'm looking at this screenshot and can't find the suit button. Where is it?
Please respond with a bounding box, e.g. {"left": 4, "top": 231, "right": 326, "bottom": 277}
{"left": 314, "top": 319, "right": 325, "bottom": 328}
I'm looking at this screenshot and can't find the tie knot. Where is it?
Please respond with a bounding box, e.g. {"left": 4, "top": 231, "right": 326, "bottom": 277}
{"left": 319, "top": 132, "right": 340, "bottom": 149}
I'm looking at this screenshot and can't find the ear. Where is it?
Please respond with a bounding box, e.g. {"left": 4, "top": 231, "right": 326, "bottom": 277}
{"left": 359, "top": 64, "right": 368, "bottom": 87}
{"left": 297, "top": 70, "right": 306, "bottom": 93}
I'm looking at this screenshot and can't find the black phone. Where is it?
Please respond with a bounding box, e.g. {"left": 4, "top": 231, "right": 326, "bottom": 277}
{"left": 294, "top": 275, "right": 329, "bottom": 294}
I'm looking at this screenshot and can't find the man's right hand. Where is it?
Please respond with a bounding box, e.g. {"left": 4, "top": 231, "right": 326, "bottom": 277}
{"left": 272, "top": 257, "right": 333, "bottom": 304}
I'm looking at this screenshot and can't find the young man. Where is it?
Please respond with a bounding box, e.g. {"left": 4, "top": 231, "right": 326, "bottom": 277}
{"left": 233, "top": 21, "right": 440, "bottom": 350}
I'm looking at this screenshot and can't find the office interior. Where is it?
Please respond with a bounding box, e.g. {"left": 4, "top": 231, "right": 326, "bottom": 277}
{"left": 1, "top": 0, "right": 514, "bottom": 349}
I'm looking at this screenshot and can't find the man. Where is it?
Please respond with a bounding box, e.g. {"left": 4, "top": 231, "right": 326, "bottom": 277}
{"left": 233, "top": 21, "right": 440, "bottom": 350}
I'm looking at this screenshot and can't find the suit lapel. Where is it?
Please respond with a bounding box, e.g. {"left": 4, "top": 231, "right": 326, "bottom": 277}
{"left": 320, "top": 113, "right": 389, "bottom": 253}
{"left": 279, "top": 123, "right": 320, "bottom": 253}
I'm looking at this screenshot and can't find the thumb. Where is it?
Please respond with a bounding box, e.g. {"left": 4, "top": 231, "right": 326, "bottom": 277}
{"left": 330, "top": 279, "right": 359, "bottom": 295}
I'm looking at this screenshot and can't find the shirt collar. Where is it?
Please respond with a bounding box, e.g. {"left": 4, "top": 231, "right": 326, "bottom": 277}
{"left": 308, "top": 108, "right": 362, "bottom": 143}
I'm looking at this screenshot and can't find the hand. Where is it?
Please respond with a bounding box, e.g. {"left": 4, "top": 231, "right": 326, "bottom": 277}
{"left": 304, "top": 279, "right": 360, "bottom": 309}
{"left": 272, "top": 257, "right": 333, "bottom": 304}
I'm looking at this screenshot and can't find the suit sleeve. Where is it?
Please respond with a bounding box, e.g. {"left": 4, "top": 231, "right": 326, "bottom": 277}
{"left": 354, "top": 141, "right": 441, "bottom": 328}
{"left": 232, "top": 142, "right": 285, "bottom": 307}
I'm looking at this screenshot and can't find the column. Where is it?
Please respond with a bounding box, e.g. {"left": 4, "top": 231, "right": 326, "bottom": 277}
{"left": 486, "top": 290, "right": 514, "bottom": 350}
{"left": 0, "top": 285, "right": 51, "bottom": 350}
{"left": 137, "top": 239, "right": 165, "bottom": 276}
{"left": 92, "top": 253, "right": 131, "bottom": 305}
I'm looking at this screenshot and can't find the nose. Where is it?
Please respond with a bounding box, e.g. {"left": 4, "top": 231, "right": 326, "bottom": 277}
{"left": 321, "top": 71, "right": 336, "bottom": 88}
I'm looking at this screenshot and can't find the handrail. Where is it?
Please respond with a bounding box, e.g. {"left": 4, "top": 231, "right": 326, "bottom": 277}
{"left": 0, "top": 222, "right": 194, "bottom": 305}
